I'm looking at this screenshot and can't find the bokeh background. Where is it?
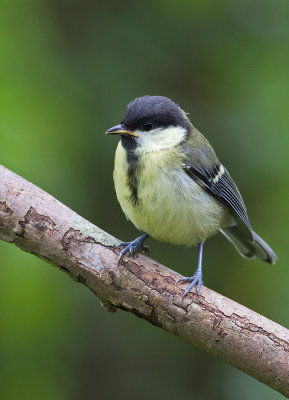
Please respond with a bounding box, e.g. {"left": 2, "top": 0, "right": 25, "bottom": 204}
{"left": 0, "top": 1, "right": 288, "bottom": 399}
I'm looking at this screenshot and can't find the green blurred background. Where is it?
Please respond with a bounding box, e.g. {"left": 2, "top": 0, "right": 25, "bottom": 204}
{"left": 0, "top": 1, "right": 288, "bottom": 399}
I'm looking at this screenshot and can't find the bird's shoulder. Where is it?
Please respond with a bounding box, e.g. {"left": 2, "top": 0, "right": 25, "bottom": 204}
{"left": 180, "top": 127, "right": 220, "bottom": 171}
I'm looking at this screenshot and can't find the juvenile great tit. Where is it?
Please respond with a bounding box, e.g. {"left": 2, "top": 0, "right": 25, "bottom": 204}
{"left": 106, "top": 95, "right": 276, "bottom": 295}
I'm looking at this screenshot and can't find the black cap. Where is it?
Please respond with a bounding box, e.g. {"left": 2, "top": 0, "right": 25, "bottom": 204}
{"left": 121, "top": 96, "right": 191, "bottom": 132}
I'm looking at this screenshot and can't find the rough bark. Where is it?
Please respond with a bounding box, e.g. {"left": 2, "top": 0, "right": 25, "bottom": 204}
{"left": 0, "top": 165, "right": 288, "bottom": 397}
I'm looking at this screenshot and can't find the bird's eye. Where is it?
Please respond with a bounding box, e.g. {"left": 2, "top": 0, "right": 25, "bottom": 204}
{"left": 143, "top": 122, "right": 153, "bottom": 131}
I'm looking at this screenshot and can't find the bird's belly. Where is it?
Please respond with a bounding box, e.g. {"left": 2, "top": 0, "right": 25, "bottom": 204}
{"left": 114, "top": 164, "right": 227, "bottom": 247}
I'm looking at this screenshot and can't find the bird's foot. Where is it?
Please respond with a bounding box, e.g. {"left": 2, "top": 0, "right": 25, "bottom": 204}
{"left": 179, "top": 271, "right": 203, "bottom": 297}
{"left": 179, "top": 241, "right": 204, "bottom": 297}
{"left": 117, "top": 234, "right": 149, "bottom": 265}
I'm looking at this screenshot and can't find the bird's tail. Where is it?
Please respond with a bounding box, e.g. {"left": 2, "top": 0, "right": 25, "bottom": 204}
{"left": 220, "top": 225, "right": 277, "bottom": 264}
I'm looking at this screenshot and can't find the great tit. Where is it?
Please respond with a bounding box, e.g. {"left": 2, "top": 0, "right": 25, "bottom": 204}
{"left": 106, "top": 95, "right": 276, "bottom": 295}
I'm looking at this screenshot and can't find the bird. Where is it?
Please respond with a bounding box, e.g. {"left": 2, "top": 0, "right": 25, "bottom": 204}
{"left": 105, "top": 95, "right": 276, "bottom": 296}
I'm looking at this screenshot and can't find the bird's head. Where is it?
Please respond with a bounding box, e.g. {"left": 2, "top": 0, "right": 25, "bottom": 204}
{"left": 105, "top": 96, "right": 192, "bottom": 151}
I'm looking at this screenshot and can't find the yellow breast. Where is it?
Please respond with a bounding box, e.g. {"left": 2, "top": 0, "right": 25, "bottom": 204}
{"left": 113, "top": 141, "right": 228, "bottom": 246}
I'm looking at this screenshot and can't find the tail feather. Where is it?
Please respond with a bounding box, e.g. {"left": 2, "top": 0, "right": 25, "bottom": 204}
{"left": 220, "top": 226, "right": 277, "bottom": 264}
{"left": 252, "top": 231, "right": 277, "bottom": 264}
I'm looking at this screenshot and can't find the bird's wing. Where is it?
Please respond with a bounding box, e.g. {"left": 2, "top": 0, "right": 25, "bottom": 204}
{"left": 181, "top": 143, "right": 254, "bottom": 242}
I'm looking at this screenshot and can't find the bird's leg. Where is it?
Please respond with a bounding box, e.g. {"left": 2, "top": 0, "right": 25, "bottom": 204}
{"left": 117, "top": 234, "right": 149, "bottom": 265}
{"left": 179, "top": 241, "right": 204, "bottom": 296}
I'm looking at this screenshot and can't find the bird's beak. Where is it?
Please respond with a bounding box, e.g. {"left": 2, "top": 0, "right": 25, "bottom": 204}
{"left": 105, "top": 124, "right": 138, "bottom": 137}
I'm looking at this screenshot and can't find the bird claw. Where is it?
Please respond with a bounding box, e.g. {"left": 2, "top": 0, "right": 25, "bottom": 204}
{"left": 117, "top": 235, "right": 149, "bottom": 265}
{"left": 179, "top": 272, "right": 203, "bottom": 297}
{"left": 118, "top": 241, "right": 131, "bottom": 248}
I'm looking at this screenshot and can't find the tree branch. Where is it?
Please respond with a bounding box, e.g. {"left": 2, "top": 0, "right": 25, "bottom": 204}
{"left": 0, "top": 165, "right": 288, "bottom": 397}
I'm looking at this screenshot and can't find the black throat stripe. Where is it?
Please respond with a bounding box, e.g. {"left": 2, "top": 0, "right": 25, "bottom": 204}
{"left": 121, "top": 136, "right": 140, "bottom": 206}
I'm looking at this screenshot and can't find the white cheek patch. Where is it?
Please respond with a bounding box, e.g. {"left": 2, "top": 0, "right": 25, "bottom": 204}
{"left": 135, "top": 126, "right": 187, "bottom": 153}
